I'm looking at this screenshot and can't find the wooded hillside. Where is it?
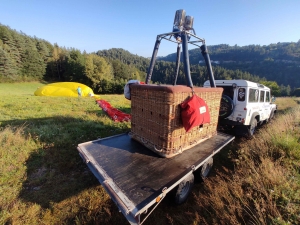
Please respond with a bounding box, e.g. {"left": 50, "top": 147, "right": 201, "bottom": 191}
{"left": 1, "top": 23, "right": 299, "bottom": 96}
{"left": 160, "top": 42, "right": 300, "bottom": 90}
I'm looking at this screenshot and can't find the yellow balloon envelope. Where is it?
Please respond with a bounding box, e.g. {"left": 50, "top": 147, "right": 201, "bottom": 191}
{"left": 34, "top": 82, "right": 94, "bottom": 97}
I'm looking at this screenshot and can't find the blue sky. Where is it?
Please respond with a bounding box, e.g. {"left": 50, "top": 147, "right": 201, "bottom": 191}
{"left": 1, "top": 0, "right": 300, "bottom": 57}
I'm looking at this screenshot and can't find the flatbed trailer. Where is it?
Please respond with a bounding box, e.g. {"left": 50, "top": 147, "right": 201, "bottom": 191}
{"left": 77, "top": 132, "right": 234, "bottom": 225}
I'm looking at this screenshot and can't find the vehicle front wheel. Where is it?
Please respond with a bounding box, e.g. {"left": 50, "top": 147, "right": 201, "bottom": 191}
{"left": 174, "top": 173, "right": 194, "bottom": 205}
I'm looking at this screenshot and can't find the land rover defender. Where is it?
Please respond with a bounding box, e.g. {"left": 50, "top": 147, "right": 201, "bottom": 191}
{"left": 204, "top": 79, "right": 277, "bottom": 136}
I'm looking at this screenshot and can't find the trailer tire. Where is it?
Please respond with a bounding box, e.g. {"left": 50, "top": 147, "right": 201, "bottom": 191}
{"left": 200, "top": 158, "right": 213, "bottom": 179}
{"left": 174, "top": 173, "right": 194, "bottom": 205}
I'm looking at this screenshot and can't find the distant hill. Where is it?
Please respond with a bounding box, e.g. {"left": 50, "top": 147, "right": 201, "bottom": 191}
{"left": 96, "top": 44, "right": 300, "bottom": 89}
{"left": 96, "top": 48, "right": 150, "bottom": 73}
{"left": 159, "top": 42, "right": 300, "bottom": 88}
{"left": 1, "top": 22, "right": 299, "bottom": 95}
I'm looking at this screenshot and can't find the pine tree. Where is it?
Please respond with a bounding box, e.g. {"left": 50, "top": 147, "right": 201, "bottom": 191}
{"left": 64, "top": 49, "right": 85, "bottom": 82}
{"left": 0, "top": 25, "right": 20, "bottom": 79}
{"left": 0, "top": 47, "right": 18, "bottom": 81}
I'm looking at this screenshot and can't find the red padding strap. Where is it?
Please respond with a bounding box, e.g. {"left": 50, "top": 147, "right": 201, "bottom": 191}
{"left": 180, "top": 95, "right": 210, "bottom": 132}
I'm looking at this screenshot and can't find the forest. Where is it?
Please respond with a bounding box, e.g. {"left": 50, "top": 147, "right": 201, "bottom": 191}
{"left": 1, "top": 23, "right": 299, "bottom": 96}
{"left": 161, "top": 42, "right": 300, "bottom": 93}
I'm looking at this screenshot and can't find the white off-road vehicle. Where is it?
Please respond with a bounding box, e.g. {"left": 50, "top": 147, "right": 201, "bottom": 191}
{"left": 204, "top": 79, "right": 277, "bottom": 136}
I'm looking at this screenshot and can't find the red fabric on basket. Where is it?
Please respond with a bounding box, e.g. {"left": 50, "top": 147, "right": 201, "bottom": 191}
{"left": 180, "top": 95, "right": 210, "bottom": 132}
{"left": 96, "top": 99, "right": 131, "bottom": 122}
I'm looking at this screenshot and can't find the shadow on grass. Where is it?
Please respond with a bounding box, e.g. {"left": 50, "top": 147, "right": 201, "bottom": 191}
{"left": 1, "top": 116, "right": 130, "bottom": 209}
{"left": 1, "top": 114, "right": 244, "bottom": 224}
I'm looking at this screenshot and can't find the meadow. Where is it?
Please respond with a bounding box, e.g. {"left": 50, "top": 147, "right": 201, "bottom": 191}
{"left": 0, "top": 83, "right": 299, "bottom": 225}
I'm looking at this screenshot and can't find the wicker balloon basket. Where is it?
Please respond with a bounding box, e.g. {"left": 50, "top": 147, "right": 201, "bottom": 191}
{"left": 129, "top": 84, "right": 223, "bottom": 158}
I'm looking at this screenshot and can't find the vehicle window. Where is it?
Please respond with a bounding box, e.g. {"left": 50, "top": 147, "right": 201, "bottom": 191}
{"left": 266, "top": 91, "right": 270, "bottom": 102}
{"left": 260, "top": 90, "right": 265, "bottom": 102}
{"left": 237, "top": 88, "right": 246, "bottom": 101}
{"left": 249, "top": 88, "right": 259, "bottom": 102}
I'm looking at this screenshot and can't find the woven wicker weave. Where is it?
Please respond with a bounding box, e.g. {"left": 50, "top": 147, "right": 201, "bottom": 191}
{"left": 130, "top": 84, "right": 223, "bottom": 158}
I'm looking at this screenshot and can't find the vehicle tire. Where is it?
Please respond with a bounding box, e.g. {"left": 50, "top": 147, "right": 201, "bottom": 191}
{"left": 219, "top": 95, "right": 234, "bottom": 119}
{"left": 174, "top": 173, "right": 194, "bottom": 205}
{"left": 200, "top": 158, "right": 213, "bottom": 180}
{"left": 258, "top": 120, "right": 264, "bottom": 126}
{"left": 269, "top": 110, "right": 275, "bottom": 120}
{"left": 247, "top": 118, "right": 257, "bottom": 137}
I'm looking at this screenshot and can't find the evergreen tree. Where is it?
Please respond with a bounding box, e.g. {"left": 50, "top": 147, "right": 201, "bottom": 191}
{"left": 64, "top": 49, "right": 85, "bottom": 82}
{"left": 0, "top": 25, "right": 20, "bottom": 79}
{"left": 21, "top": 35, "right": 45, "bottom": 80}
{"left": 35, "top": 37, "right": 51, "bottom": 63}
{"left": 0, "top": 47, "right": 18, "bottom": 80}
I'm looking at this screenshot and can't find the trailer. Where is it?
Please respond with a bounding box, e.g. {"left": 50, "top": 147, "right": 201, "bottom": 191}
{"left": 77, "top": 9, "right": 235, "bottom": 224}
{"left": 77, "top": 132, "right": 234, "bottom": 225}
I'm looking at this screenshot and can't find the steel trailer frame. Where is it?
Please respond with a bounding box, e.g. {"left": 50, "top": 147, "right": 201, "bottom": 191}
{"left": 77, "top": 132, "right": 234, "bottom": 225}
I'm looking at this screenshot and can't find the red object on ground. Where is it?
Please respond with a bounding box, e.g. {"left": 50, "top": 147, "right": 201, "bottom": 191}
{"left": 180, "top": 95, "right": 210, "bottom": 132}
{"left": 96, "top": 99, "right": 131, "bottom": 122}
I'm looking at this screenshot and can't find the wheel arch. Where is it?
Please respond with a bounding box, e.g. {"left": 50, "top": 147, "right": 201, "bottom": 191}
{"left": 251, "top": 112, "right": 260, "bottom": 123}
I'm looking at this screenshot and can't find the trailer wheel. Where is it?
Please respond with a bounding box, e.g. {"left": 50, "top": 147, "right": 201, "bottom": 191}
{"left": 174, "top": 173, "right": 194, "bottom": 205}
{"left": 200, "top": 158, "right": 213, "bottom": 179}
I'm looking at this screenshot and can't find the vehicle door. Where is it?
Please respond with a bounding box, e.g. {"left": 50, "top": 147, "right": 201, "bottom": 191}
{"left": 246, "top": 88, "right": 260, "bottom": 125}
{"left": 235, "top": 86, "right": 247, "bottom": 120}
{"left": 264, "top": 91, "right": 272, "bottom": 119}
{"left": 259, "top": 90, "right": 266, "bottom": 120}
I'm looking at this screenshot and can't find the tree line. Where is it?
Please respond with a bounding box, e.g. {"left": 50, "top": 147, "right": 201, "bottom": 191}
{"left": 161, "top": 42, "right": 300, "bottom": 92}
{"left": 0, "top": 24, "right": 298, "bottom": 96}
{"left": 0, "top": 24, "right": 145, "bottom": 94}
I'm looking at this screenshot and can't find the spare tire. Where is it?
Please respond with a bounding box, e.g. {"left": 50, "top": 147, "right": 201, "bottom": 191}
{"left": 219, "top": 95, "right": 234, "bottom": 119}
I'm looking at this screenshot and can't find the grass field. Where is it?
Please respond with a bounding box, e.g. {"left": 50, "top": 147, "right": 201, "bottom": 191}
{"left": 0, "top": 83, "right": 300, "bottom": 225}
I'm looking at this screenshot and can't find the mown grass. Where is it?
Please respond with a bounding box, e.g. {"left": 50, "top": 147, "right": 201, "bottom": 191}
{"left": 0, "top": 82, "right": 131, "bottom": 225}
{"left": 0, "top": 83, "right": 299, "bottom": 225}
